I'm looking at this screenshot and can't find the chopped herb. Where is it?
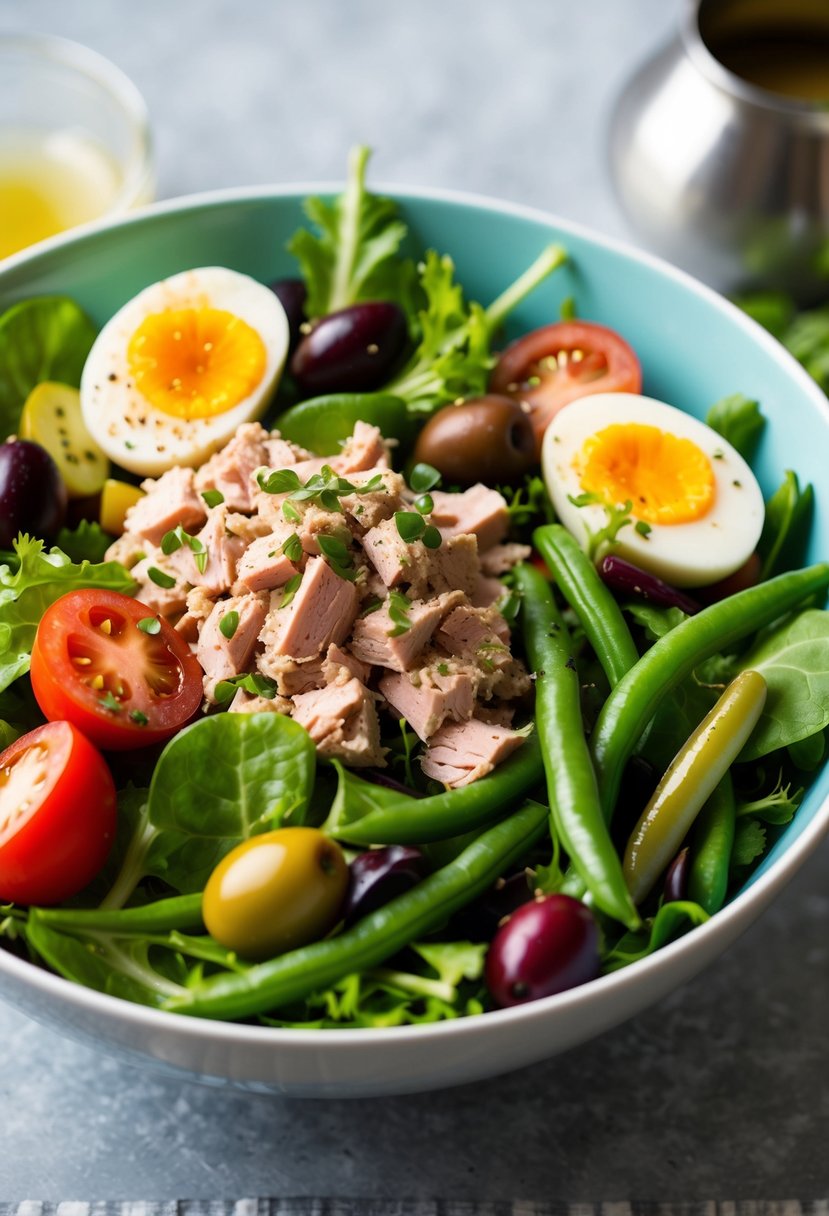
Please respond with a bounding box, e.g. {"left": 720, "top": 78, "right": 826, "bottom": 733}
{"left": 137, "top": 616, "right": 161, "bottom": 635}
{"left": 258, "top": 464, "right": 384, "bottom": 513}
{"left": 215, "top": 672, "right": 279, "bottom": 705}
{"left": 219, "top": 610, "right": 240, "bottom": 639}
{"left": 387, "top": 589, "right": 412, "bottom": 637}
{"left": 201, "top": 489, "right": 225, "bottom": 507}
{"left": 281, "top": 532, "right": 304, "bottom": 563}
{"left": 634, "top": 520, "right": 652, "bottom": 538}
{"left": 147, "top": 566, "right": 176, "bottom": 589}
{"left": 257, "top": 467, "right": 302, "bottom": 495}
{"left": 193, "top": 548, "right": 209, "bottom": 575}
{"left": 414, "top": 493, "right": 434, "bottom": 515}
{"left": 318, "top": 533, "right": 357, "bottom": 581}
{"left": 422, "top": 525, "right": 442, "bottom": 549}
{"left": 409, "top": 462, "right": 442, "bottom": 493}
{"left": 282, "top": 500, "right": 302, "bottom": 524}
{"left": 160, "top": 528, "right": 184, "bottom": 555}
{"left": 129, "top": 709, "right": 149, "bottom": 726}
{"left": 360, "top": 595, "right": 383, "bottom": 617}
{"left": 99, "top": 691, "right": 122, "bottom": 713}
{"left": 161, "top": 525, "right": 207, "bottom": 572}
{"left": 560, "top": 295, "right": 577, "bottom": 320}
{"left": 278, "top": 573, "right": 303, "bottom": 609}
{"left": 437, "top": 662, "right": 450, "bottom": 676}
{"left": 395, "top": 511, "right": 427, "bottom": 543}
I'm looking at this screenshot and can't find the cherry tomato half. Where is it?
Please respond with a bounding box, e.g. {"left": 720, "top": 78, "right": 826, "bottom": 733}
{"left": 489, "top": 320, "right": 642, "bottom": 452}
{"left": 0, "top": 721, "right": 116, "bottom": 905}
{"left": 30, "top": 589, "right": 203, "bottom": 751}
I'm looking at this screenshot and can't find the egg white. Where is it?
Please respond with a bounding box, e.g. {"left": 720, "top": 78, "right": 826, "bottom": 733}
{"left": 80, "top": 266, "right": 289, "bottom": 477}
{"left": 541, "top": 392, "right": 765, "bottom": 588}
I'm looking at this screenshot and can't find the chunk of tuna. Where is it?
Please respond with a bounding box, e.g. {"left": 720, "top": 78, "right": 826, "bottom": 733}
{"left": 128, "top": 549, "right": 189, "bottom": 618}
{"left": 322, "top": 643, "right": 371, "bottom": 685}
{"left": 349, "top": 590, "right": 464, "bottom": 672}
{"left": 379, "top": 667, "right": 475, "bottom": 740}
{"left": 259, "top": 556, "right": 359, "bottom": 660}
{"left": 255, "top": 651, "right": 325, "bottom": 695}
{"left": 430, "top": 484, "right": 509, "bottom": 552}
{"left": 196, "top": 593, "right": 269, "bottom": 701}
{"left": 471, "top": 575, "right": 506, "bottom": 608}
{"left": 480, "top": 542, "right": 532, "bottom": 576}
{"left": 168, "top": 506, "right": 245, "bottom": 596}
{"left": 292, "top": 678, "right": 386, "bottom": 768}
{"left": 264, "top": 435, "right": 313, "bottom": 467}
{"left": 124, "top": 466, "right": 206, "bottom": 545}
{"left": 332, "top": 422, "right": 391, "bottom": 474}
{"left": 194, "top": 422, "right": 270, "bottom": 513}
{"left": 341, "top": 469, "right": 406, "bottom": 531}
{"left": 420, "top": 719, "right": 525, "bottom": 787}
{"left": 234, "top": 532, "right": 297, "bottom": 594}
{"left": 361, "top": 522, "right": 478, "bottom": 598}
{"left": 437, "top": 603, "right": 511, "bottom": 656}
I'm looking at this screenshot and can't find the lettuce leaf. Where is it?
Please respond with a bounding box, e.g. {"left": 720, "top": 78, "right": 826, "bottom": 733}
{"left": 0, "top": 534, "right": 136, "bottom": 693}
{"left": 287, "top": 145, "right": 417, "bottom": 321}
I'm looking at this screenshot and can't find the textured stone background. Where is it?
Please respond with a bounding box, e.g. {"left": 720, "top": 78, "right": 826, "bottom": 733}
{"left": 2, "top": 0, "right": 829, "bottom": 1200}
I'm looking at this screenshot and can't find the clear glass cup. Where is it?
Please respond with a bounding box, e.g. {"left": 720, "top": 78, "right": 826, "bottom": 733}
{"left": 0, "top": 33, "right": 155, "bottom": 259}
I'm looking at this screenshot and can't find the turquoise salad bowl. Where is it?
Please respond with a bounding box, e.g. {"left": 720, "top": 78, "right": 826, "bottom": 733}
{"left": 0, "top": 184, "right": 827, "bottom": 1096}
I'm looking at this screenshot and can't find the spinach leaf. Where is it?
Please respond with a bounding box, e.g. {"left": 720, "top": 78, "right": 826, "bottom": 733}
{"left": 287, "top": 145, "right": 417, "bottom": 321}
{"left": 757, "top": 470, "right": 814, "bottom": 580}
{"left": 782, "top": 305, "right": 829, "bottom": 394}
{"left": 103, "top": 713, "right": 316, "bottom": 902}
{"left": 0, "top": 535, "right": 136, "bottom": 693}
{"left": 0, "top": 296, "right": 97, "bottom": 438}
{"left": 624, "top": 601, "right": 688, "bottom": 642}
{"left": 602, "top": 900, "right": 709, "bottom": 972}
{"left": 738, "top": 609, "right": 829, "bottom": 760}
{"left": 705, "top": 393, "right": 765, "bottom": 462}
{"left": 275, "top": 392, "right": 412, "bottom": 455}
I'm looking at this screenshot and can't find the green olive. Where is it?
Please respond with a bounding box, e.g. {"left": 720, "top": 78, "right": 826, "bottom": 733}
{"left": 202, "top": 827, "right": 349, "bottom": 960}
{"left": 411, "top": 394, "right": 536, "bottom": 485}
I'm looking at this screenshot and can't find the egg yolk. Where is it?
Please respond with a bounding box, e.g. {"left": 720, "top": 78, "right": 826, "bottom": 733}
{"left": 575, "top": 423, "right": 716, "bottom": 525}
{"left": 127, "top": 307, "right": 267, "bottom": 420}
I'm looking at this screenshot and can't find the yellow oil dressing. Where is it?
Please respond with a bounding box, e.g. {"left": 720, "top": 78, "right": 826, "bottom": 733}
{"left": 0, "top": 129, "right": 122, "bottom": 258}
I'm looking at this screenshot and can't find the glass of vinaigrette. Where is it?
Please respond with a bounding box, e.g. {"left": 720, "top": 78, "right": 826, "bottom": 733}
{"left": 0, "top": 34, "right": 154, "bottom": 259}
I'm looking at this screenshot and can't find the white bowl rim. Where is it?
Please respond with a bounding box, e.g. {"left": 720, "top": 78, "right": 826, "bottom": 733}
{"left": 1, "top": 179, "right": 828, "bottom": 1054}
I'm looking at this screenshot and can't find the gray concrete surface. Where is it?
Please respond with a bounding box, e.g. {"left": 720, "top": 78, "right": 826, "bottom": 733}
{"left": 2, "top": 0, "right": 828, "bottom": 1200}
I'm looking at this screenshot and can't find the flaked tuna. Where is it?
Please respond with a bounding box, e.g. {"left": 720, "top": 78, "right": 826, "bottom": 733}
{"left": 124, "top": 466, "right": 206, "bottom": 545}
{"left": 194, "top": 422, "right": 270, "bottom": 513}
{"left": 291, "top": 677, "right": 386, "bottom": 767}
{"left": 420, "top": 719, "right": 525, "bottom": 787}
{"left": 196, "top": 592, "right": 269, "bottom": 701}
{"left": 350, "top": 590, "right": 464, "bottom": 672}
{"left": 234, "top": 531, "right": 298, "bottom": 594}
{"left": 379, "top": 667, "right": 475, "bottom": 740}
{"left": 259, "top": 556, "right": 359, "bottom": 660}
{"left": 430, "top": 484, "right": 509, "bottom": 552}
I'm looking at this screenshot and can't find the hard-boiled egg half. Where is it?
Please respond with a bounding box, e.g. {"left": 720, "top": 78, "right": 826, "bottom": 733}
{"left": 541, "top": 393, "right": 765, "bottom": 588}
{"left": 80, "top": 267, "right": 289, "bottom": 476}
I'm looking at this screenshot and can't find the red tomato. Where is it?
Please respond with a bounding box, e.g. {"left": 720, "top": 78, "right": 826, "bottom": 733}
{"left": 0, "top": 721, "right": 116, "bottom": 905}
{"left": 30, "top": 589, "right": 203, "bottom": 751}
{"left": 489, "top": 320, "right": 642, "bottom": 451}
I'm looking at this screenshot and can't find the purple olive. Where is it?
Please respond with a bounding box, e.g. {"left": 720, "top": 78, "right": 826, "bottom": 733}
{"left": 599, "top": 554, "right": 701, "bottom": 615}
{"left": 268, "top": 278, "right": 307, "bottom": 353}
{"left": 485, "top": 894, "right": 600, "bottom": 1007}
{"left": 663, "top": 846, "right": 690, "bottom": 903}
{"left": 0, "top": 439, "right": 67, "bottom": 548}
{"left": 290, "top": 301, "right": 408, "bottom": 396}
{"left": 343, "top": 845, "right": 426, "bottom": 925}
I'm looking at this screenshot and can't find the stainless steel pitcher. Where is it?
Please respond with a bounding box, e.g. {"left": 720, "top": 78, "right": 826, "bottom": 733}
{"left": 608, "top": 0, "right": 829, "bottom": 304}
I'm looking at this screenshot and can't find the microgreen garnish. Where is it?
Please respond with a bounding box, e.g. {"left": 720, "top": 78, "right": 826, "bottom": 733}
{"left": 414, "top": 493, "right": 434, "bottom": 515}
{"left": 258, "top": 465, "right": 385, "bottom": 514}
{"left": 137, "top": 616, "right": 161, "bottom": 635}
{"left": 129, "top": 709, "right": 149, "bottom": 726}
{"left": 560, "top": 295, "right": 577, "bottom": 320}
{"left": 394, "top": 511, "right": 442, "bottom": 549}
{"left": 360, "top": 595, "right": 383, "bottom": 616}
{"left": 502, "top": 475, "right": 555, "bottom": 529}
{"left": 147, "top": 566, "right": 176, "bottom": 589}
{"left": 214, "top": 672, "right": 279, "bottom": 705}
{"left": 281, "top": 532, "right": 303, "bottom": 564}
{"left": 634, "top": 520, "right": 652, "bottom": 539}
{"left": 278, "top": 573, "right": 303, "bottom": 609}
{"left": 282, "top": 500, "right": 302, "bottom": 524}
{"left": 219, "top": 610, "right": 240, "bottom": 639}
{"left": 409, "top": 463, "right": 442, "bottom": 493}
{"left": 161, "top": 525, "right": 207, "bottom": 572}
{"left": 567, "top": 492, "right": 642, "bottom": 561}
{"left": 437, "top": 662, "right": 450, "bottom": 676}
{"left": 201, "top": 489, "right": 225, "bottom": 508}
{"left": 99, "top": 691, "right": 122, "bottom": 713}
{"left": 317, "top": 533, "right": 357, "bottom": 581}
{"left": 387, "top": 589, "right": 412, "bottom": 637}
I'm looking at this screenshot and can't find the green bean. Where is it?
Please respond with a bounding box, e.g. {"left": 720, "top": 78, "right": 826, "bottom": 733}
{"left": 687, "top": 774, "right": 736, "bottom": 915}
{"left": 31, "top": 893, "right": 205, "bottom": 934}
{"left": 164, "top": 799, "right": 549, "bottom": 1021}
{"left": 533, "top": 523, "right": 639, "bottom": 688}
{"left": 514, "top": 563, "right": 640, "bottom": 929}
{"left": 623, "top": 671, "right": 767, "bottom": 904}
{"left": 325, "top": 730, "right": 544, "bottom": 845}
{"left": 591, "top": 562, "right": 829, "bottom": 818}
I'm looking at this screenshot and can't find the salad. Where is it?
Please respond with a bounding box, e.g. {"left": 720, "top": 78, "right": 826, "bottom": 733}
{"left": 0, "top": 147, "right": 827, "bottom": 1029}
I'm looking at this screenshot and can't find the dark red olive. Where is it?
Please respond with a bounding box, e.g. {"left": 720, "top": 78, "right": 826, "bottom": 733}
{"left": 290, "top": 301, "right": 408, "bottom": 396}
{"left": 268, "top": 278, "right": 308, "bottom": 353}
{"left": 411, "top": 395, "right": 536, "bottom": 486}
{"left": 0, "top": 439, "right": 67, "bottom": 548}
{"left": 343, "top": 845, "right": 426, "bottom": 925}
{"left": 599, "top": 554, "right": 701, "bottom": 615}
{"left": 663, "top": 846, "right": 690, "bottom": 903}
{"left": 485, "top": 893, "right": 600, "bottom": 1007}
